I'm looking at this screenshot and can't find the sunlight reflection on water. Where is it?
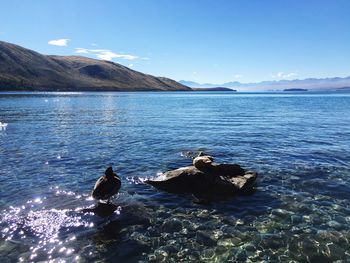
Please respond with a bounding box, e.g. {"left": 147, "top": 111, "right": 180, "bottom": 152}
{"left": 0, "top": 189, "right": 99, "bottom": 262}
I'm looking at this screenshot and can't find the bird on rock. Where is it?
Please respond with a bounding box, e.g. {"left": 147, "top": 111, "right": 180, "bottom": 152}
{"left": 92, "top": 167, "right": 121, "bottom": 203}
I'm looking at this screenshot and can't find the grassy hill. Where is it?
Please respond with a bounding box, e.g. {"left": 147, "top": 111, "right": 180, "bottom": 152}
{"left": 0, "top": 41, "right": 190, "bottom": 91}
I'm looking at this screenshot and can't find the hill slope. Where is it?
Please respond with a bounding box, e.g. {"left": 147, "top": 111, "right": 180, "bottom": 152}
{"left": 0, "top": 41, "right": 190, "bottom": 91}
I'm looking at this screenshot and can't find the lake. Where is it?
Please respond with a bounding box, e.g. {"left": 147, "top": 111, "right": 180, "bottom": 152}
{"left": 1, "top": 91, "right": 350, "bottom": 262}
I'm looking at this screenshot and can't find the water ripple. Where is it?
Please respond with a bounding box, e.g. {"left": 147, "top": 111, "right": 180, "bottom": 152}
{"left": 1, "top": 91, "right": 350, "bottom": 262}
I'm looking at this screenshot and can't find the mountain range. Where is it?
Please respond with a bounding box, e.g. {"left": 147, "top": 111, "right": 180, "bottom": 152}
{"left": 1, "top": 40, "right": 349, "bottom": 92}
{"left": 180, "top": 77, "right": 350, "bottom": 92}
{"left": 0, "top": 41, "right": 190, "bottom": 91}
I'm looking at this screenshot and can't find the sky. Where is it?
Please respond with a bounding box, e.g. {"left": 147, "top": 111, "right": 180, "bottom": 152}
{"left": 0, "top": 0, "right": 350, "bottom": 83}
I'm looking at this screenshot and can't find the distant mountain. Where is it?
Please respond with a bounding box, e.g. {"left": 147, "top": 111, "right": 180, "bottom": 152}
{"left": 180, "top": 76, "right": 350, "bottom": 91}
{"left": 0, "top": 41, "right": 190, "bottom": 91}
{"left": 179, "top": 80, "right": 241, "bottom": 89}
{"left": 191, "top": 87, "right": 236, "bottom": 91}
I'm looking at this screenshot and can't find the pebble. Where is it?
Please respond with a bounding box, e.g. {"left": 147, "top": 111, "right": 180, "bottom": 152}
{"left": 291, "top": 215, "right": 302, "bottom": 224}
{"left": 162, "top": 218, "right": 183, "bottom": 232}
{"left": 177, "top": 248, "right": 189, "bottom": 258}
{"left": 236, "top": 250, "right": 247, "bottom": 261}
{"left": 200, "top": 248, "right": 215, "bottom": 261}
{"left": 196, "top": 231, "right": 217, "bottom": 246}
{"left": 244, "top": 243, "right": 256, "bottom": 252}
{"left": 327, "top": 243, "right": 345, "bottom": 260}
{"left": 217, "top": 237, "right": 242, "bottom": 247}
{"left": 327, "top": 220, "right": 342, "bottom": 230}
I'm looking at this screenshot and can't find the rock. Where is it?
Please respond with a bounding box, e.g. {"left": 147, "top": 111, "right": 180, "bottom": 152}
{"left": 0, "top": 257, "right": 10, "bottom": 263}
{"left": 177, "top": 248, "right": 189, "bottom": 258}
{"left": 327, "top": 220, "right": 343, "bottom": 230}
{"left": 193, "top": 156, "right": 245, "bottom": 177}
{"left": 162, "top": 218, "right": 183, "bottom": 232}
{"left": 82, "top": 202, "right": 118, "bottom": 217}
{"left": 196, "top": 231, "right": 217, "bottom": 246}
{"left": 200, "top": 248, "right": 216, "bottom": 260}
{"left": 193, "top": 156, "right": 214, "bottom": 170}
{"left": 115, "top": 240, "right": 150, "bottom": 262}
{"left": 145, "top": 155, "right": 257, "bottom": 202}
{"left": 327, "top": 243, "right": 345, "bottom": 261}
{"left": 236, "top": 250, "right": 247, "bottom": 261}
{"left": 229, "top": 171, "right": 257, "bottom": 192}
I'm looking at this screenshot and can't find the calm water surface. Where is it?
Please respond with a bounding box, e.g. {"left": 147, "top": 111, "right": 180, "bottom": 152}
{"left": 0, "top": 91, "right": 350, "bottom": 262}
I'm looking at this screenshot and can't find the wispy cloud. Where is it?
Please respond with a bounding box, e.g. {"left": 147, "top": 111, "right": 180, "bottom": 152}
{"left": 75, "top": 48, "right": 91, "bottom": 54}
{"left": 128, "top": 63, "right": 134, "bottom": 68}
{"left": 75, "top": 48, "right": 138, "bottom": 61}
{"left": 272, "top": 72, "right": 298, "bottom": 79}
{"left": 48, "top": 38, "right": 70, "bottom": 46}
{"left": 234, "top": 74, "right": 243, "bottom": 79}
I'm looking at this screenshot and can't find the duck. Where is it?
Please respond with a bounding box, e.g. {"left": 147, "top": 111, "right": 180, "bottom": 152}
{"left": 92, "top": 167, "right": 121, "bottom": 203}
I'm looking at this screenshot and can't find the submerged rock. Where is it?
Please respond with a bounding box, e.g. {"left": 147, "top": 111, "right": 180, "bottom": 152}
{"left": 145, "top": 155, "right": 257, "bottom": 202}
{"left": 82, "top": 202, "right": 118, "bottom": 217}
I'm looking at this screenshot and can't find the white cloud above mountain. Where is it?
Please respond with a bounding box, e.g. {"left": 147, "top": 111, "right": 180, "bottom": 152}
{"left": 272, "top": 72, "right": 298, "bottom": 79}
{"left": 48, "top": 39, "right": 70, "bottom": 46}
{"left": 75, "top": 48, "right": 138, "bottom": 61}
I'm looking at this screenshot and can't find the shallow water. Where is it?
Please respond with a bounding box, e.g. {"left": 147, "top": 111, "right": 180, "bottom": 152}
{"left": 0, "top": 91, "right": 350, "bottom": 262}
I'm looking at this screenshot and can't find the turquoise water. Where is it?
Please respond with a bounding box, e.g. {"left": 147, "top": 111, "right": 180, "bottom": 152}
{"left": 0, "top": 91, "right": 350, "bottom": 262}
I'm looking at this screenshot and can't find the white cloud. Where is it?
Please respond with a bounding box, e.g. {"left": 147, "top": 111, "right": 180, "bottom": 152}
{"left": 75, "top": 47, "right": 89, "bottom": 54}
{"left": 234, "top": 74, "right": 243, "bottom": 79}
{"left": 48, "top": 38, "right": 70, "bottom": 46}
{"left": 141, "top": 57, "right": 150, "bottom": 60}
{"left": 128, "top": 64, "right": 134, "bottom": 68}
{"left": 272, "top": 72, "right": 298, "bottom": 79}
{"left": 74, "top": 48, "right": 138, "bottom": 61}
{"left": 91, "top": 43, "right": 98, "bottom": 46}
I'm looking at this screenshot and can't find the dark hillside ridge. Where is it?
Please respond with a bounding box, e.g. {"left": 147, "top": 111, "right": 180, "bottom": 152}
{"left": 0, "top": 41, "right": 190, "bottom": 91}
{"left": 283, "top": 88, "right": 308, "bottom": 91}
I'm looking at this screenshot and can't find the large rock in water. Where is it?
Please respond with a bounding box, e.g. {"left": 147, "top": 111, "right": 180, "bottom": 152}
{"left": 145, "top": 156, "right": 257, "bottom": 201}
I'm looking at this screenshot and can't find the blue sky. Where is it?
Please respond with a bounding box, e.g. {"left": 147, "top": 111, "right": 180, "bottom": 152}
{"left": 0, "top": 0, "right": 349, "bottom": 83}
